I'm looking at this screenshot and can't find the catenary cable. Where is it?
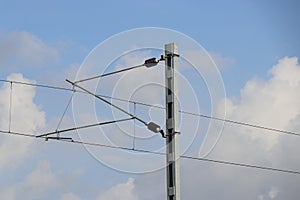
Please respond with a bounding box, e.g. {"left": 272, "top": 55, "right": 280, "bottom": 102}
{"left": 179, "top": 110, "right": 300, "bottom": 137}
{"left": 1, "top": 79, "right": 300, "bottom": 139}
{"left": 1, "top": 129, "right": 300, "bottom": 175}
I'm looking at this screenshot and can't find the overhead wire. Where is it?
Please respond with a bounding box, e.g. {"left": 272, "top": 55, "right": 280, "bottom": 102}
{"left": 0, "top": 128, "right": 300, "bottom": 175}
{"left": 180, "top": 155, "right": 300, "bottom": 175}
{"left": 1, "top": 79, "right": 300, "bottom": 139}
{"left": 1, "top": 74, "right": 300, "bottom": 176}
{"left": 179, "top": 110, "right": 300, "bottom": 137}
{"left": 0, "top": 79, "right": 73, "bottom": 92}
{"left": 0, "top": 130, "right": 36, "bottom": 138}
{"left": 0, "top": 78, "right": 299, "bottom": 175}
{"left": 1, "top": 62, "right": 300, "bottom": 180}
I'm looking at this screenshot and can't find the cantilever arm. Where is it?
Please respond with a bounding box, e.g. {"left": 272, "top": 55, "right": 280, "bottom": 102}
{"left": 66, "top": 79, "right": 148, "bottom": 125}
{"left": 66, "top": 79, "right": 166, "bottom": 137}
{"left": 36, "top": 118, "right": 134, "bottom": 138}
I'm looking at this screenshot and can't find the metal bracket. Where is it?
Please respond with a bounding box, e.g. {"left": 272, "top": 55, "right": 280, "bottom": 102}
{"left": 159, "top": 54, "right": 165, "bottom": 61}
{"left": 165, "top": 53, "right": 180, "bottom": 58}
{"left": 165, "top": 131, "right": 181, "bottom": 137}
{"left": 45, "top": 136, "right": 74, "bottom": 142}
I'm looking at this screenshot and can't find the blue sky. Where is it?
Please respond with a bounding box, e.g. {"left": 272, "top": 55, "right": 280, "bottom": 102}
{"left": 1, "top": 0, "right": 300, "bottom": 92}
{"left": 1, "top": 0, "right": 300, "bottom": 199}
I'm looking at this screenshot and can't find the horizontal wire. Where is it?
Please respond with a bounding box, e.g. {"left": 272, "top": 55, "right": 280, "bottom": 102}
{"left": 1, "top": 79, "right": 300, "bottom": 138}
{"left": 180, "top": 155, "right": 300, "bottom": 175}
{"left": 0, "top": 79, "right": 73, "bottom": 92}
{"left": 70, "top": 140, "right": 300, "bottom": 175}
{"left": 0, "top": 79, "right": 161, "bottom": 108}
{"left": 0, "top": 130, "right": 36, "bottom": 138}
{"left": 0, "top": 129, "right": 299, "bottom": 175}
{"left": 179, "top": 110, "right": 300, "bottom": 137}
{"left": 68, "top": 139, "right": 166, "bottom": 156}
{"left": 32, "top": 138, "right": 300, "bottom": 175}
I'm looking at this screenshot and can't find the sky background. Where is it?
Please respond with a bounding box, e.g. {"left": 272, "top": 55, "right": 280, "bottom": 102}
{"left": 1, "top": 0, "right": 300, "bottom": 199}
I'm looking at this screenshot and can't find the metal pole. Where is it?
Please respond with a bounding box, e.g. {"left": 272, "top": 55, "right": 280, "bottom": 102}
{"left": 165, "top": 43, "right": 180, "bottom": 200}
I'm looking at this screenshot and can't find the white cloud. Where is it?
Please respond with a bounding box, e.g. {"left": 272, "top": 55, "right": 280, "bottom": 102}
{"left": 214, "top": 56, "right": 300, "bottom": 152}
{"left": 0, "top": 73, "right": 46, "bottom": 170}
{"left": 258, "top": 187, "right": 279, "bottom": 200}
{"left": 8, "top": 73, "right": 45, "bottom": 132}
{"left": 0, "top": 160, "right": 57, "bottom": 200}
{"left": 0, "top": 158, "right": 86, "bottom": 200}
{"left": 133, "top": 171, "right": 166, "bottom": 200}
{"left": 0, "top": 186, "right": 16, "bottom": 200}
{"left": 21, "top": 160, "right": 57, "bottom": 199}
{"left": 61, "top": 192, "right": 81, "bottom": 200}
{"left": 269, "top": 187, "right": 279, "bottom": 199}
{"left": 0, "top": 31, "right": 59, "bottom": 67}
{"left": 97, "top": 178, "right": 138, "bottom": 200}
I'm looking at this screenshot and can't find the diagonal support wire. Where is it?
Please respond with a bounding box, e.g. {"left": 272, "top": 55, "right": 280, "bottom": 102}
{"left": 55, "top": 90, "right": 75, "bottom": 136}
{"left": 66, "top": 79, "right": 166, "bottom": 138}
{"left": 74, "top": 56, "right": 163, "bottom": 84}
{"left": 74, "top": 64, "right": 145, "bottom": 84}
{"left": 66, "top": 79, "right": 148, "bottom": 125}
